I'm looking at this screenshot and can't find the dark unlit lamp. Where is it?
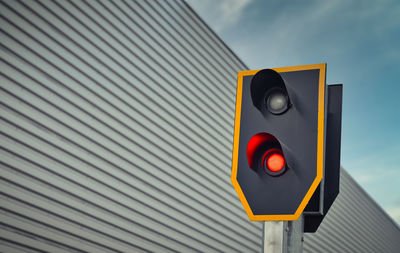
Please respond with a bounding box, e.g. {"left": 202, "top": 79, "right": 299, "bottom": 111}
{"left": 250, "top": 69, "right": 291, "bottom": 115}
{"left": 266, "top": 89, "right": 290, "bottom": 115}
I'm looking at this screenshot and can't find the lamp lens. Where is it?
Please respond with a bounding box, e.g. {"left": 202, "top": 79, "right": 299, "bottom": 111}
{"left": 267, "top": 90, "right": 289, "bottom": 114}
{"left": 266, "top": 153, "right": 285, "bottom": 172}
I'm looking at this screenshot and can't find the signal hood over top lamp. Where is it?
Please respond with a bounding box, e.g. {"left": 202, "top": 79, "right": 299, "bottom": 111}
{"left": 250, "top": 69, "right": 291, "bottom": 115}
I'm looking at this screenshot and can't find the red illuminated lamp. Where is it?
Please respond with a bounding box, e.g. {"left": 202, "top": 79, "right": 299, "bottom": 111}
{"left": 247, "top": 133, "right": 286, "bottom": 176}
{"left": 262, "top": 149, "right": 286, "bottom": 173}
{"left": 267, "top": 153, "right": 285, "bottom": 172}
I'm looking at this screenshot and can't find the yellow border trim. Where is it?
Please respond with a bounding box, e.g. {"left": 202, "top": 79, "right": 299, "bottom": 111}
{"left": 231, "top": 63, "right": 326, "bottom": 221}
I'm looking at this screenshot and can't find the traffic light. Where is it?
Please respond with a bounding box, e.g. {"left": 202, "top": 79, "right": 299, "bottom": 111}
{"left": 231, "top": 63, "right": 336, "bottom": 221}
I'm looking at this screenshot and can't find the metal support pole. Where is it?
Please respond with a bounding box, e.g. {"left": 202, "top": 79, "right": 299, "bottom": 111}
{"left": 263, "top": 221, "right": 284, "bottom": 253}
{"left": 262, "top": 215, "right": 304, "bottom": 253}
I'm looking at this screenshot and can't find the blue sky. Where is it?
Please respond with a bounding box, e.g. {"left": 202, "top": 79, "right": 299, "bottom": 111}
{"left": 187, "top": 0, "right": 400, "bottom": 224}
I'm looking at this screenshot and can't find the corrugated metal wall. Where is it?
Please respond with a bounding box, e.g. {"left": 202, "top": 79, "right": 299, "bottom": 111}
{"left": 0, "top": 0, "right": 399, "bottom": 252}
{"left": 304, "top": 168, "right": 400, "bottom": 253}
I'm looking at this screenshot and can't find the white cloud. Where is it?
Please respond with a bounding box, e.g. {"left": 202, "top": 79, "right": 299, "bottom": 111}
{"left": 217, "top": 0, "right": 252, "bottom": 31}
{"left": 387, "top": 206, "right": 400, "bottom": 224}
{"left": 186, "top": 0, "right": 252, "bottom": 32}
{"left": 344, "top": 143, "right": 400, "bottom": 224}
{"left": 344, "top": 143, "right": 400, "bottom": 174}
{"left": 223, "top": 0, "right": 400, "bottom": 69}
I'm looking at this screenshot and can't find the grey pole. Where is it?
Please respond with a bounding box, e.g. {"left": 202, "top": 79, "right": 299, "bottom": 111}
{"left": 262, "top": 215, "right": 304, "bottom": 253}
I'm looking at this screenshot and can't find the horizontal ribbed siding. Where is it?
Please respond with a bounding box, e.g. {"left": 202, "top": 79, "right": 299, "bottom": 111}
{"left": 0, "top": 0, "right": 399, "bottom": 252}
{"left": 0, "top": 0, "right": 260, "bottom": 252}
{"left": 304, "top": 168, "right": 400, "bottom": 253}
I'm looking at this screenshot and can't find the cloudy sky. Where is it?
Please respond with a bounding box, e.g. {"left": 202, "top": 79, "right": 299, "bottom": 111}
{"left": 187, "top": 0, "right": 400, "bottom": 224}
